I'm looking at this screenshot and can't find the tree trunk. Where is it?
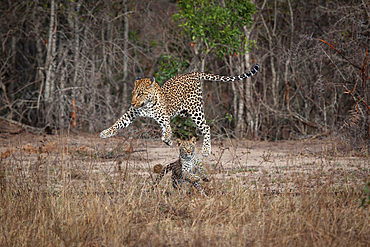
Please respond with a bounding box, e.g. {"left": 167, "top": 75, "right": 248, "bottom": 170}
{"left": 59, "top": 51, "right": 67, "bottom": 131}
{"left": 260, "top": 3, "right": 279, "bottom": 109}
{"left": 102, "top": 21, "right": 112, "bottom": 123}
{"left": 235, "top": 54, "right": 245, "bottom": 138}
{"left": 44, "top": 0, "right": 56, "bottom": 103}
{"left": 243, "top": 23, "right": 254, "bottom": 138}
{"left": 226, "top": 56, "right": 238, "bottom": 130}
{"left": 34, "top": 8, "right": 44, "bottom": 110}
{"left": 9, "top": 36, "right": 16, "bottom": 104}
{"left": 121, "top": 3, "right": 129, "bottom": 115}
{"left": 73, "top": 0, "right": 82, "bottom": 100}
{"left": 186, "top": 41, "right": 204, "bottom": 73}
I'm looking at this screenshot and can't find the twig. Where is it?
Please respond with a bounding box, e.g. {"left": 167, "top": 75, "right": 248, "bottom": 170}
{"left": 343, "top": 86, "right": 370, "bottom": 112}
{"left": 362, "top": 0, "right": 370, "bottom": 20}
{"left": 361, "top": 48, "right": 368, "bottom": 87}
{"left": 318, "top": 39, "right": 362, "bottom": 70}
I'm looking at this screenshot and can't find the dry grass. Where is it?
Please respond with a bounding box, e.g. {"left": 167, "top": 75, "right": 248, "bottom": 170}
{"left": 0, "top": 134, "right": 369, "bottom": 246}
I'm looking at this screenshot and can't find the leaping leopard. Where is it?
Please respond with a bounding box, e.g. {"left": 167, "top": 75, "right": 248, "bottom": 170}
{"left": 100, "top": 64, "right": 259, "bottom": 156}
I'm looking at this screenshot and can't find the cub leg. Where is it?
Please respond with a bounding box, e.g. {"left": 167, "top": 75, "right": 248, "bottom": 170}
{"left": 194, "top": 164, "right": 210, "bottom": 182}
{"left": 183, "top": 171, "right": 201, "bottom": 183}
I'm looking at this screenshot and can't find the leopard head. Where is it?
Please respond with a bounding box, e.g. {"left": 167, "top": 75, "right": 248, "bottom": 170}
{"left": 131, "top": 77, "right": 159, "bottom": 109}
{"left": 178, "top": 137, "right": 197, "bottom": 159}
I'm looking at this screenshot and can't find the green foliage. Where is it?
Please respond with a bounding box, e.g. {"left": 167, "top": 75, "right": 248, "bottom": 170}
{"left": 172, "top": 115, "right": 198, "bottom": 140}
{"left": 154, "top": 55, "right": 194, "bottom": 139}
{"left": 173, "top": 0, "right": 256, "bottom": 57}
{"left": 360, "top": 182, "right": 370, "bottom": 208}
{"left": 129, "top": 30, "right": 139, "bottom": 42}
{"left": 225, "top": 113, "right": 233, "bottom": 123}
{"left": 154, "top": 55, "right": 189, "bottom": 86}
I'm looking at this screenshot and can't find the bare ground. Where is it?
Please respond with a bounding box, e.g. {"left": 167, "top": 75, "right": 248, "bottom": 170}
{"left": 1, "top": 131, "right": 369, "bottom": 194}
{"left": 1, "top": 131, "right": 370, "bottom": 246}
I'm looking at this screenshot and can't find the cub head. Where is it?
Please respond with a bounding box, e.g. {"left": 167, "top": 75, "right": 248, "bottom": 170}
{"left": 131, "top": 77, "right": 158, "bottom": 109}
{"left": 177, "top": 137, "right": 197, "bottom": 159}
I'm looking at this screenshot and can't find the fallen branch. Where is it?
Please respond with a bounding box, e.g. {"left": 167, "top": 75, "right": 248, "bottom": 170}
{"left": 0, "top": 116, "right": 44, "bottom": 134}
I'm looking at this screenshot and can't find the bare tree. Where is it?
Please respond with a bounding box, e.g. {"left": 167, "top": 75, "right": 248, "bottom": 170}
{"left": 44, "top": 0, "right": 56, "bottom": 104}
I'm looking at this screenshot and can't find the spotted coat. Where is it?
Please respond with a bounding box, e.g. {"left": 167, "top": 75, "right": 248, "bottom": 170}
{"left": 100, "top": 64, "right": 260, "bottom": 156}
{"left": 153, "top": 137, "right": 209, "bottom": 194}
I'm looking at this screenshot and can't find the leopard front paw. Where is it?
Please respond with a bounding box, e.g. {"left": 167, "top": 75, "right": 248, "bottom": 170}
{"left": 189, "top": 176, "right": 201, "bottom": 183}
{"left": 161, "top": 136, "right": 173, "bottom": 146}
{"left": 99, "top": 128, "right": 117, "bottom": 138}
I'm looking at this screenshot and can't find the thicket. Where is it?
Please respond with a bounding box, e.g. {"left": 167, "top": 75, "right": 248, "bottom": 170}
{"left": 0, "top": 0, "right": 369, "bottom": 149}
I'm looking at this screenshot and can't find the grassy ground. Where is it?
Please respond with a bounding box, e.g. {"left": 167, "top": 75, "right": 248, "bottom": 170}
{"left": 0, "top": 133, "right": 369, "bottom": 246}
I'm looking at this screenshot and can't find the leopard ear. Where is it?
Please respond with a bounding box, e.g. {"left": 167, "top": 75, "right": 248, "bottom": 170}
{"left": 190, "top": 136, "right": 197, "bottom": 144}
{"left": 147, "top": 77, "right": 155, "bottom": 88}
{"left": 134, "top": 77, "right": 141, "bottom": 87}
{"left": 176, "top": 139, "right": 182, "bottom": 146}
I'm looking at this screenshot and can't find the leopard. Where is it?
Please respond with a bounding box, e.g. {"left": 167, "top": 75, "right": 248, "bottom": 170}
{"left": 100, "top": 64, "right": 259, "bottom": 156}
{"left": 152, "top": 137, "right": 210, "bottom": 194}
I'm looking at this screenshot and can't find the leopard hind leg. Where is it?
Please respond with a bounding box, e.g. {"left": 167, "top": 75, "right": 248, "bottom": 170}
{"left": 189, "top": 110, "right": 211, "bottom": 157}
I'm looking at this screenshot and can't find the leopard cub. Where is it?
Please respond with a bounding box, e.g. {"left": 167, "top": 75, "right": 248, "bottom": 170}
{"left": 153, "top": 137, "right": 209, "bottom": 194}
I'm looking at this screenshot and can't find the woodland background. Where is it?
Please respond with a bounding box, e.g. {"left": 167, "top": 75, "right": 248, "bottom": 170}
{"left": 0, "top": 0, "right": 369, "bottom": 149}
